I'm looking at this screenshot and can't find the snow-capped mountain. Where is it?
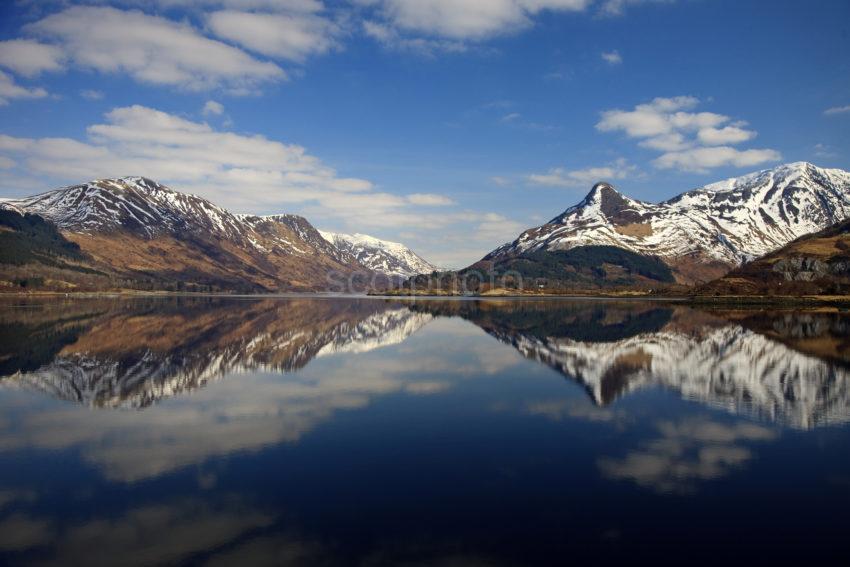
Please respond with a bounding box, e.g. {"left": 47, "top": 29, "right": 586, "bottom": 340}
{"left": 320, "top": 231, "right": 438, "bottom": 278}
{"left": 485, "top": 163, "right": 850, "bottom": 283}
{"left": 7, "top": 177, "right": 247, "bottom": 239}
{"left": 1, "top": 176, "right": 435, "bottom": 289}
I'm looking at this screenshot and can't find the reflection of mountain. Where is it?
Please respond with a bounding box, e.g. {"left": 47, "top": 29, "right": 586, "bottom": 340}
{"left": 410, "top": 301, "right": 850, "bottom": 429}
{"left": 1, "top": 298, "right": 431, "bottom": 409}
{"left": 4, "top": 297, "right": 850, "bottom": 428}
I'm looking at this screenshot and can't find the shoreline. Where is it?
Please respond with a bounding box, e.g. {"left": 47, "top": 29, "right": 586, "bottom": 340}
{"left": 1, "top": 289, "right": 848, "bottom": 306}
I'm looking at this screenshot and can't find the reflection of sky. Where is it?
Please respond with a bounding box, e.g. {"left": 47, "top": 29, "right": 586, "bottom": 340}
{"left": 2, "top": 301, "right": 850, "bottom": 564}
{"left": 0, "top": 317, "right": 526, "bottom": 483}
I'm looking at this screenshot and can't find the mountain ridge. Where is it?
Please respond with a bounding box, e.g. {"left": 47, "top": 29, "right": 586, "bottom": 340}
{"left": 1, "top": 177, "right": 438, "bottom": 291}
{"left": 319, "top": 230, "right": 438, "bottom": 279}
{"left": 485, "top": 162, "right": 850, "bottom": 284}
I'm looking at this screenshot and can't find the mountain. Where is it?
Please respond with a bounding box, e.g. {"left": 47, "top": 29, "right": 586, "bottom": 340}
{"left": 0, "top": 177, "right": 433, "bottom": 292}
{"left": 698, "top": 218, "right": 850, "bottom": 296}
{"left": 319, "top": 231, "right": 438, "bottom": 279}
{"left": 483, "top": 163, "right": 850, "bottom": 284}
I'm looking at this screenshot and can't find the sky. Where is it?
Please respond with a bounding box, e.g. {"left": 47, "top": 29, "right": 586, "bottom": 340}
{"left": 0, "top": 0, "right": 848, "bottom": 267}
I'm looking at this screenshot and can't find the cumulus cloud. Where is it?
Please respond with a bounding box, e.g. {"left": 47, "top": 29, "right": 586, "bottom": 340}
{"left": 528, "top": 158, "right": 637, "bottom": 188}
{"left": 597, "top": 96, "right": 780, "bottom": 172}
{"left": 0, "top": 39, "right": 64, "bottom": 77}
{"left": 23, "top": 6, "right": 285, "bottom": 92}
{"left": 601, "top": 50, "right": 622, "bottom": 64}
{"left": 358, "top": 0, "right": 591, "bottom": 47}
{"left": 0, "top": 104, "right": 375, "bottom": 211}
{"left": 0, "top": 70, "right": 48, "bottom": 105}
{"left": 695, "top": 125, "right": 755, "bottom": 145}
{"left": 206, "top": 9, "right": 341, "bottom": 61}
{"left": 0, "top": 104, "right": 515, "bottom": 265}
{"left": 653, "top": 147, "right": 781, "bottom": 172}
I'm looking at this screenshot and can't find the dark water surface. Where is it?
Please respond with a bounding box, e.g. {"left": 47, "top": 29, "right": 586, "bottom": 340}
{"left": 1, "top": 296, "right": 849, "bottom": 565}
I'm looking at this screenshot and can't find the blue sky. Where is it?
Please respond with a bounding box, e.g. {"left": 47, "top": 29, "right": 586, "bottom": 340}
{"left": 0, "top": 0, "right": 848, "bottom": 267}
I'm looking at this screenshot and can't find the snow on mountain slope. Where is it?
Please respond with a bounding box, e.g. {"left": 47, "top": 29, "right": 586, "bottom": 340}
{"left": 2, "top": 176, "right": 438, "bottom": 284}
{"left": 6, "top": 177, "right": 249, "bottom": 240}
{"left": 486, "top": 163, "right": 850, "bottom": 281}
{"left": 320, "top": 231, "right": 438, "bottom": 278}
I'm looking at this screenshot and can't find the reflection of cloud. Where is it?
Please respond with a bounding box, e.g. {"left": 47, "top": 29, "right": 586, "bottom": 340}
{"left": 0, "top": 490, "right": 37, "bottom": 512}
{"left": 1, "top": 499, "right": 274, "bottom": 567}
{"left": 525, "top": 399, "right": 620, "bottom": 423}
{"left": 598, "top": 418, "right": 777, "bottom": 493}
{"left": 405, "top": 381, "right": 450, "bottom": 395}
{"left": 0, "top": 514, "right": 52, "bottom": 551}
{"left": 0, "top": 345, "right": 464, "bottom": 482}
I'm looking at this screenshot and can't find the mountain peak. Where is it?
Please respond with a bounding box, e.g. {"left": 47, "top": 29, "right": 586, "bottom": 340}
{"left": 491, "top": 163, "right": 850, "bottom": 282}
{"left": 320, "top": 231, "right": 438, "bottom": 278}
{"left": 583, "top": 182, "right": 620, "bottom": 202}
{"left": 571, "top": 181, "right": 647, "bottom": 225}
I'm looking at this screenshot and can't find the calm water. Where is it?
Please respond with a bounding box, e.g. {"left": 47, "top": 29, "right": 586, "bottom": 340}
{"left": 1, "top": 297, "right": 849, "bottom": 565}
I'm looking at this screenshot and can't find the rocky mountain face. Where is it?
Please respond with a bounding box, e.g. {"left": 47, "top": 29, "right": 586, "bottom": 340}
{"left": 483, "top": 163, "right": 850, "bottom": 284}
{"left": 0, "top": 177, "right": 436, "bottom": 291}
{"left": 320, "top": 231, "right": 438, "bottom": 279}
{"left": 698, "top": 218, "right": 850, "bottom": 296}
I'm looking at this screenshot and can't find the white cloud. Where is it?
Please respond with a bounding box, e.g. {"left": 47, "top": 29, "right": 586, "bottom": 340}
{"left": 653, "top": 146, "right": 782, "bottom": 173}
{"left": 23, "top": 6, "right": 285, "bottom": 92}
{"left": 407, "top": 193, "right": 455, "bottom": 206}
{"left": 528, "top": 158, "right": 637, "bottom": 188}
{"left": 0, "top": 70, "right": 48, "bottom": 105}
{"left": 147, "top": 0, "right": 326, "bottom": 9}
{"left": 824, "top": 105, "right": 850, "bottom": 116}
{"left": 80, "top": 89, "right": 104, "bottom": 100}
{"left": 597, "top": 96, "right": 699, "bottom": 138}
{"left": 0, "top": 39, "right": 65, "bottom": 77}
{"left": 362, "top": 20, "right": 467, "bottom": 55}
{"left": 202, "top": 100, "right": 225, "bottom": 116}
{"left": 0, "top": 104, "right": 515, "bottom": 265}
{"left": 601, "top": 50, "right": 622, "bottom": 64}
{"left": 696, "top": 125, "right": 756, "bottom": 146}
{"left": 597, "top": 96, "right": 779, "bottom": 171}
{"left": 207, "top": 9, "right": 340, "bottom": 62}
{"left": 359, "top": 0, "right": 591, "bottom": 45}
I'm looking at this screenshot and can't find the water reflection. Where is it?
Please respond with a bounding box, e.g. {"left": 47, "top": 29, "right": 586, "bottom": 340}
{"left": 1, "top": 298, "right": 431, "bottom": 409}
{"left": 407, "top": 300, "right": 850, "bottom": 429}
{"left": 1, "top": 297, "right": 850, "bottom": 565}
{"left": 2, "top": 298, "right": 849, "bottom": 429}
